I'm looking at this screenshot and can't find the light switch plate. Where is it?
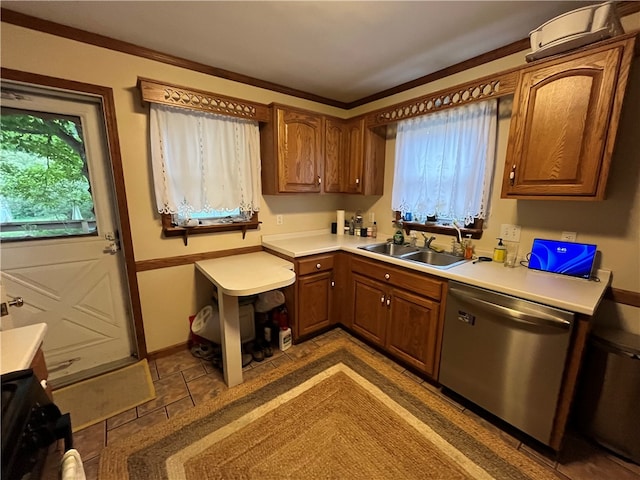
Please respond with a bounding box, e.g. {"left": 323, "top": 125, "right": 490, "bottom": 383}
{"left": 500, "top": 224, "right": 521, "bottom": 242}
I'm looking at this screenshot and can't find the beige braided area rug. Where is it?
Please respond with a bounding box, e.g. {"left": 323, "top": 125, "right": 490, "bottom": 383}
{"left": 99, "top": 337, "right": 562, "bottom": 479}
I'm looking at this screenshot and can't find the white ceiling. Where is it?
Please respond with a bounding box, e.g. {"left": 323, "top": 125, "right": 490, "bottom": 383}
{"left": 3, "top": 1, "right": 596, "bottom": 104}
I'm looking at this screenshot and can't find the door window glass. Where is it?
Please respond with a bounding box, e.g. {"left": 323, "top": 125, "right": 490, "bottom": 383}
{"left": 0, "top": 106, "right": 97, "bottom": 240}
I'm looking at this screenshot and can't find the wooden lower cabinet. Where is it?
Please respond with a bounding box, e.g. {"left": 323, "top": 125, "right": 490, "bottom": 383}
{"left": 292, "top": 253, "right": 337, "bottom": 340}
{"left": 297, "top": 270, "right": 333, "bottom": 337}
{"left": 352, "top": 274, "right": 388, "bottom": 345}
{"left": 288, "top": 252, "right": 446, "bottom": 379}
{"left": 351, "top": 257, "right": 445, "bottom": 379}
{"left": 385, "top": 288, "right": 440, "bottom": 376}
{"left": 31, "top": 346, "right": 53, "bottom": 400}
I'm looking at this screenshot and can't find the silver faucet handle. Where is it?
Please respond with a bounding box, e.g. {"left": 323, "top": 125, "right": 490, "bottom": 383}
{"left": 421, "top": 233, "right": 436, "bottom": 247}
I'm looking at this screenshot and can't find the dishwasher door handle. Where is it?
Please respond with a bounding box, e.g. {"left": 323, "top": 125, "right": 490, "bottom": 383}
{"left": 449, "top": 287, "right": 571, "bottom": 330}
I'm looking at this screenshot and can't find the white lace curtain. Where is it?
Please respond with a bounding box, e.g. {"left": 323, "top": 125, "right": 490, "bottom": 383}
{"left": 391, "top": 99, "right": 497, "bottom": 225}
{"left": 150, "top": 104, "right": 261, "bottom": 217}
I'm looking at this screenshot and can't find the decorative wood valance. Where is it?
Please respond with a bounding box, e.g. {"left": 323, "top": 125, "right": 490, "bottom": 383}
{"left": 365, "top": 70, "right": 519, "bottom": 127}
{"left": 137, "top": 77, "right": 271, "bottom": 122}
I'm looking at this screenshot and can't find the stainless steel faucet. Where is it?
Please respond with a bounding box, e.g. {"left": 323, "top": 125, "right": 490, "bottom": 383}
{"left": 421, "top": 233, "right": 436, "bottom": 248}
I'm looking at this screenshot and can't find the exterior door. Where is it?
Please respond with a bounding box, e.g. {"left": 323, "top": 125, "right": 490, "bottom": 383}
{"left": 0, "top": 85, "right": 135, "bottom": 384}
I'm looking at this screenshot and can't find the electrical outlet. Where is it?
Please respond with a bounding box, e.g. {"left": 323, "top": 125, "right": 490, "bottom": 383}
{"left": 500, "top": 224, "right": 521, "bottom": 242}
{"left": 276, "top": 215, "right": 283, "bottom": 225}
{"left": 561, "top": 231, "right": 577, "bottom": 242}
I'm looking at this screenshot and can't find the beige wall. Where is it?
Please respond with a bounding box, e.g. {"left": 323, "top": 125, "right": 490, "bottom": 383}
{"left": 2, "top": 20, "right": 638, "bottom": 351}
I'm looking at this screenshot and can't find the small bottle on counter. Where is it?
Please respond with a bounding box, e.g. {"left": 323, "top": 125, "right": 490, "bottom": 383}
{"left": 464, "top": 234, "right": 474, "bottom": 260}
{"left": 349, "top": 217, "right": 355, "bottom": 235}
{"left": 493, "top": 238, "right": 506, "bottom": 263}
{"left": 372, "top": 222, "right": 377, "bottom": 238}
{"left": 367, "top": 227, "right": 372, "bottom": 237}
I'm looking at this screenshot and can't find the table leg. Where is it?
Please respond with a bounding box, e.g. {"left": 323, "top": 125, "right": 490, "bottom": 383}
{"left": 218, "top": 290, "right": 243, "bottom": 387}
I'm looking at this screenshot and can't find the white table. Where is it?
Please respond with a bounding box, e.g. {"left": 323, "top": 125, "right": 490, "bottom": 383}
{"left": 195, "top": 252, "right": 295, "bottom": 387}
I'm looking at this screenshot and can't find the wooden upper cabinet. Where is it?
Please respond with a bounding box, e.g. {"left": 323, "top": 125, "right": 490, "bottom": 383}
{"left": 502, "top": 36, "right": 635, "bottom": 200}
{"left": 261, "top": 105, "right": 323, "bottom": 194}
{"left": 361, "top": 125, "right": 386, "bottom": 195}
{"left": 323, "top": 116, "right": 385, "bottom": 195}
{"left": 343, "top": 118, "right": 365, "bottom": 194}
{"left": 261, "top": 103, "right": 385, "bottom": 195}
{"left": 324, "top": 117, "right": 345, "bottom": 193}
{"left": 324, "top": 117, "right": 366, "bottom": 194}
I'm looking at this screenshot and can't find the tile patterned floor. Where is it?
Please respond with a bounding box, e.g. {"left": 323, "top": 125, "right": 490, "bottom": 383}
{"left": 45, "top": 328, "right": 640, "bottom": 479}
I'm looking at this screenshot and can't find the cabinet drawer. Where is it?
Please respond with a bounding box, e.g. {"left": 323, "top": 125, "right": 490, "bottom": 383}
{"left": 351, "top": 256, "right": 442, "bottom": 301}
{"left": 297, "top": 254, "right": 334, "bottom": 276}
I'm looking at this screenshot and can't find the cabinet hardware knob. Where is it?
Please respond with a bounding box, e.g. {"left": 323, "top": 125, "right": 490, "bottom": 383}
{"left": 316, "top": 263, "right": 321, "bottom": 269}
{"left": 384, "top": 273, "right": 390, "bottom": 280}
{"left": 380, "top": 295, "right": 385, "bottom": 304}
{"left": 509, "top": 164, "right": 516, "bottom": 186}
{"left": 386, "top": 298, "right": 391, "bottom": 307}
{"left": 331, "top": 281, "right": 335, "bottom": 287}
{"left": 355, "top": 178, "right": 360, "bottom": 184}
{"left": 317, "top": 176, "right": 322, "bottom": 185}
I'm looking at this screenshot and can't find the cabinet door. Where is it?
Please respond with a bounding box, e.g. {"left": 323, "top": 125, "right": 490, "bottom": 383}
{"left": 502, "top": 46, "right": 623, "bottom": 199}
{"left": 386, "top": 287, "right": 440, "bottom": 376}
{"left": 31, "top": 347, "right": 53, "bottom": 400}
{"left": 351, "top": 273, "right": 387, "bottom": 346}
{"left": 297, "top": 271, "right": 333, "bottom": 337}
{"left": 277, "top": 108, "right": 323, "bottom": 193}
{"left": 332, "top": 252, "right": 349, "bottom": 327}
{"left": 361, "top": 126, "right": 386, "bottom": 196}
{"left": 343, "top": 118, "right": 364, "bottom": 194}
{"left": 324, "top": 118, "right": 345, "bottom": 193}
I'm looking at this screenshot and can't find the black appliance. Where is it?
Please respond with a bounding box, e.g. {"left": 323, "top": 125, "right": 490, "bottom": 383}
{"left": 1, "top": 368, "right": 72, "bottom": 480}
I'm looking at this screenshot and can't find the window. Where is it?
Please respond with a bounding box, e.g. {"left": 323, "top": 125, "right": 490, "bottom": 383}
{"left": 149, "top": 103, "right": 261, "bottom": 242}
{"left": 391, "top": 99, "right": 497, "bottom": 237}
{"left": 0, "top": 102, "right": 97, "bottom": 241}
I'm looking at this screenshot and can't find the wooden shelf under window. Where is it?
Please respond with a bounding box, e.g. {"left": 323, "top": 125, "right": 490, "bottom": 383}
{"left": 400, "top": 219, "right": 483, "bottom": 240}
{"left": 161, "top": 213, "right": 260, "bottom": 245}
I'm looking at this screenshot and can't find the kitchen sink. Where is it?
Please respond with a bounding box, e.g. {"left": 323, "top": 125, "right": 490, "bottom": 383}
{"left": 359, "top": 242, "right": 419, "bottom": 257}
{"left": 358, "top": 242, "right": 467, "bottom": 269}
{"left": 399, "top": 250, "right": 467, "bottom": 269}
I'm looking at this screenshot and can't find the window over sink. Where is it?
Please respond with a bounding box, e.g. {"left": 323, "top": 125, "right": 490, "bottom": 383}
{"left": 391, "top": 98, "right": 498, "bottom": 239}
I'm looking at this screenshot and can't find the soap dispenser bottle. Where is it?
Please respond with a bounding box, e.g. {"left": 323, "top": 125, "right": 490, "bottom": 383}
{"left": 493, "top": 238, "right": 506, "bottom": 263}
{"left": 393, "top": 223, "right": 405, "bottom": 245}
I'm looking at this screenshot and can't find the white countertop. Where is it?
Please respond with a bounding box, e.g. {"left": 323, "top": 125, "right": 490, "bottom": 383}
{"left": 196, "top": 251, "right": 296, "bottom": 296}
{"left": 262, "top": 231, "right": 611, "bottom": 316}
{"left": 1, "top": 323, "right": 48, "bottom": 375}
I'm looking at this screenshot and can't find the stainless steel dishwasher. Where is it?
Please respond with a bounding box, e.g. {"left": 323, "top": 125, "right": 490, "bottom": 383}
{"left": 439, "top": 281, "right": 575, "bottom": 446}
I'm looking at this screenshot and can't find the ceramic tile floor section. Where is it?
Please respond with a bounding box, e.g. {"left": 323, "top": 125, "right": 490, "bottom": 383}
{"left": 44, "top": 328, "right": 640, "bottom": 480}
